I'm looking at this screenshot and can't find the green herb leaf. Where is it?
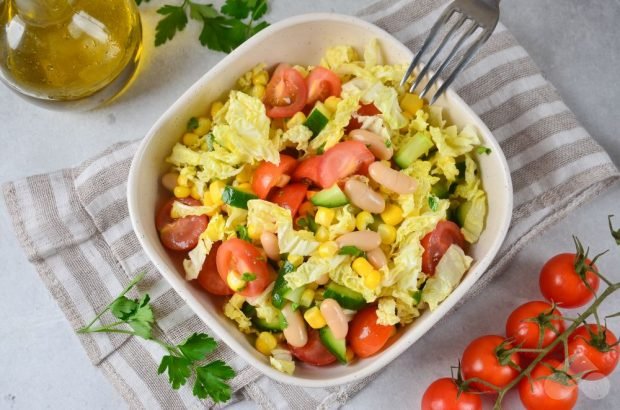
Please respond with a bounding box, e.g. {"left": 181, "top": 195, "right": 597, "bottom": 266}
{"left": 428, "top": 195, "right": 439, "bottom": 212}
{"left": 316, "top": 142, "right": 327, "bottom": 155}
{"left": 249, "top": 20, "right": 269, "bottom": 36}
{"left": 242, "top": 272, "right": 257, "bottom": 282}
{"left": 198, "top": 17, "right": 249, "bottom": 53}
{"left": 297, "top": 215, "right": 318, "bottom": 233}
{"left": 188, "top": 1, "right": 219, "bottom": 20}
{"left": 193, "top": 360, "right": 235, "bottom": 403}
{"left": 135, "top": 0, "right": 150, "bottom": 5}
{"left": 155, "top": 5, "right": 189, "bottom": 46}
{"left": 127, "top": 295, "right": 154, "bottom": 338}
{"left": 251, "top": 0, "right": 268, "bottom": 20}
{"left": 385, "top": 139, "right": 392, "bottom": 148}
{"left": 338, "top": 246, "right": 366, "bottom": 258}
{"left": 187, "top": 117, "right": 199, "bottom": 131}
{"left": 178, "top": 333, "right": 218, "bottom": 362}
{"left": 158, "top": 355, "right": 192, "bottom": 389}
{"left": 110, "top": 296, "right": 139, "bottom": 320}
{"left": 235, "top": 225, "right": 251, "bottom": 242}
{"left": 221, "top": 0, "right": 251, "bottom": 19}
{"left": 476, "top": 146, "right": 492, "bottom": 155}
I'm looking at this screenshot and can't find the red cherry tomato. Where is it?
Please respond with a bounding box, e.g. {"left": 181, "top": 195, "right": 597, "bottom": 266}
{"left": 348, "top": 305, "right": 395, "bottom": 358}
{"left": 268, "top": 183, "right": 308, "bottom": 216}
{"left": 345, "top": 103, "right": 382, "bottom": 134}
{"left": 518, "top": 359, "right": 578, "bottom": 410}
{"left": 289, "top": 328, "right": 337, "bottom": 366}
{"left": 317, "top": 141, "right": 375, "bottom": 188}
{"left": 292, "top": 155, "right": 323, "bottom": 186}
{"left": 251, "top": 154, "right": 297, "bottom": 199}
{"left": 197, "top": 242, "right": 233, "bottom": 296}
{"left": 421, "top": 221, "right": 466, "bottom": 276}
{"left": 568, "top": 324, "right": 619, "bottom": 380}
{"left": 505, "top": 301, "right": 565, "bottom": 357}
{"left": 421, "top": 378, "right": 482, "bottom": 410}
{"left": 305, "top": 67, "right": 342, "bottom": 105}
{"left": 156, "top": 198, "right": 208, "bottom": 251}
{"left": 216, "top": 238, "right": 273, "bottom": 297}
{"left": 264, "top": 64, "right": 308, "bottom": 119}
{"left": 539, "top": 252, "right": 600, "bottom": 308}
{"left": 461, "top": 335, "right": 522, "bottom": 393}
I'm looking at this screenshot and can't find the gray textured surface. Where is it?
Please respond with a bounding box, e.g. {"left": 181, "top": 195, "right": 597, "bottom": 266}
{"left": 1, "top": 0, "right": 619, "bottom": 409}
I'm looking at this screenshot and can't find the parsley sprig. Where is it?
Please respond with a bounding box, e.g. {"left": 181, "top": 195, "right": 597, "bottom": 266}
{"left": 143, "top": 0, "right": 270, "bottom": 52}
{"left": 77, "top": 272, "right": 235, "bottom": 403}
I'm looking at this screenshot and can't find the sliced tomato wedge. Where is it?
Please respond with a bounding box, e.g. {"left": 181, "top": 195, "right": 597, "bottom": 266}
{"left": 318, "top": 141, "right": 375, "bottom": 188}
{"left": 421, "top": 221, "right": 466, "bottom": 276}
{"left": 197, "top": 242, "right": 234, "bottom": 296}
{"left": 289, "top": 328, "right": 338, "bottom": 366}
{"left": 292, "top": 155, "right": 322, "bottom": 186}
{"left": 264, "top": 64, "right": 308, "bottom": 119}
{"left": 268, "top": 183, "right": 308, "bottom": 216}
{"left": 216, "top": 238, "right": 274, "bottom": 297}
{"left": 305, "top": 67, "right": 342, "bottom": 105}
{"left": 156, "top": 198, "right": 208, "bottom": 251}
{"left": 345, "top": 103, "right": 382, "bottom": 134}
{"left": 251, "top": 154, "right": 297, "bottom": 199}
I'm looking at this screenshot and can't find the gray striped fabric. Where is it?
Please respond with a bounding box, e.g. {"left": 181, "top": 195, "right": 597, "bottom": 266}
{"left": 3, "top": 0, "right": 619, "bottom": 408}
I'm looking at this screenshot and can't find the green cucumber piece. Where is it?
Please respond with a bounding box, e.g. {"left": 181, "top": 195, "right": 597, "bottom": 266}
{"left": 430, "top": 177, "right": 451, "bottom": 199}
{"left": 394, "top": 132, "right": 434, "bottom": 168}
{"left": 272, "top": 262, "right": 295, "bottom": 309}
{"left": 319, "top": 327, "right": 348, "bottom": 364}
{"left": 241, "top": 304, "right": 287, "bottom": 332}
{"left": 221, "top": 186, "right": 258, "bottom": 209}
{"left": 304, "top": 102, "right": 330, "bottom": 137}
{"left": 323, "top": 283, "right": 366, "bottom": 310}
{"left": 311, "top": 185, "right": 349, "bottom": 208}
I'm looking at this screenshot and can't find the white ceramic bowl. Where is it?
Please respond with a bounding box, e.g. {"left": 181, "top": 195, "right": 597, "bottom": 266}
{"left": 128, "top": 13, "right": 513, "bottom": 388}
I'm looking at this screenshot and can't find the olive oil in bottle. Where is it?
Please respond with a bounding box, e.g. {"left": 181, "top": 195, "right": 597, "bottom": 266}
{"left": 0, "top": 0, "right": 142, "bottom": 109}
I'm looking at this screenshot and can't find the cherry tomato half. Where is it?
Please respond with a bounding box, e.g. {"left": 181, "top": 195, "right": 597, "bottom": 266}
{"left": 305, "top": 67, "right": 342, "bottom": 105}
{"left": 264, "top": 64, "right": 308, "bottom": 119}
{"left": 289, "top": 328, "right": 337, "bottom": 366}
{"left": 461, "top": 335, "right": 522, "bottom": 393}
{"left": 197, "top": 242, "right": 234, "bottom": 296}
{"left": 421, "top": 221, "right": 466, "bottom": 276}
{"left": 156, "top": 198, "right": 208, "bottom": 252}
{"left": 317, "top": 141, "right": 375, "bottom": 188}
{"left": 518, "top": 359, "right": 578, "bottom": 410}
{"left": 348, "top": 305, "right": 395, "bottom": 358}
{"left": 568, "top": 324, "right": 619, "bottom": 380}
{"left": 421, "top": 378, "right": 482, "bottom": 410}
{"left": 292, "top": 155, "right": 323, "bottom": 186}
{"left": 505, "top": 301, "right": 565, "bottom": 356}
{"left": 539, "top": 253, "right": 600, "bottom": 308}
{"left": 216, "top": 238, "right": 273, "bottom": 297}
{"left": 268, "top": 182, "right": 308, "bottom": 217}
{"left": 251, "top": 154, "right": 297, "bottom": 199}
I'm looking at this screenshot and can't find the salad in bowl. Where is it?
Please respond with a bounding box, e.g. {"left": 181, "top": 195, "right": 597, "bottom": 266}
{"left": 155, "top": 40, "right": 488, "bottom": 375}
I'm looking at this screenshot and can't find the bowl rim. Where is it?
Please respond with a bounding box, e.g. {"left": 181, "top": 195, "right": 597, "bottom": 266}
{"left": 127, "top": 12, "right": 514, "bottom": 388}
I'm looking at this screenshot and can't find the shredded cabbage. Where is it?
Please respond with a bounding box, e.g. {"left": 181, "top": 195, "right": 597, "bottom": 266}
{"left": 328, "top": 258, "right": 380, "bottom": 302}
{"left": 328, "top": 205, "right": 356, "bottom": 240}
{"left": 223, "top": 294, "right": 253, "bottom": 334}
{"left": 278, "top": 124, "right": 313, "bottom": 152}
{"left": 421, "top": 244, "right": 472, "bottom": 311}
{"left": 453, "top": 155, "right": 487, "bottom": 243}
{"left": 182, "top": 214, "right": 227, "bottom": 280}
{"left": 361, "top": 81, "right": 408, "bottom": 130}
{"left": 310, "top": 95, "right": 360, "bottom": 151}
{"left": 364, "top": 38, "right": 382, "bottom": 68}
{"left": 321, "top": 45, "right": 359, "bottom": 71}
{"left": 285, "top": 255, "right": 348, "bottom": 290}
{"left": 171, "top": 200, "right": 218, "bottom": 219}
{"left": 270, "top": 348, "right": 295, "bottom": 375}
{"left": 376, "top": 297, "right": 400, "bottom": 326}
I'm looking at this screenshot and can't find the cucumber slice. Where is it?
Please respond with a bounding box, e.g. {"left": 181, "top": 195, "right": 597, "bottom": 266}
{"left": 319, "top": 327, "right": 348, "bottom": 364}
{"left": 272, "top": 262, "right": 295, "bottom": 309}
{"left": 221, "top": 186, "right": 258, "bottom": 209}
{"left": 323, "top": 283, "right": 366, "bottom": 310}
{"left": 311, "top": 185, "right": 349, "bottom": 208}
{"left": 430, "top": 177, "right": 451, "bottom": 199}
{"left": 283, "top": 285, "right": 306, "bottom": 304}
{"left": 394, "top": 132, "right": 434, "bottom": 169}
{"left": 242, "top": 304, "right": 287, "bottom": 332}
{"left": 304, "top": 102, "right": 330, "bottom": 137}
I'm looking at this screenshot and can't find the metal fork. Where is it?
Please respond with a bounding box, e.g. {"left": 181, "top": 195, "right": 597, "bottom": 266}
{"left": 400, "top": 0, "right": 500, "bottom": 103}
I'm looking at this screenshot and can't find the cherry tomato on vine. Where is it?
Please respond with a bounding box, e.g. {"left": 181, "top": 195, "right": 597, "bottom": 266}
{"left": 461, "top": 335, "right": 522, "bottom": 393}
{"left": 505, "top": 301, "right": 565, "bottom": 356}
{"left": 518, "top": 359, "right": 578, "bottom": 410}
{"left": 567, "top": 324, "right": 619, "bottom": 380}
{"left": 421, "top": 377, "right": 482, "bottom": 410}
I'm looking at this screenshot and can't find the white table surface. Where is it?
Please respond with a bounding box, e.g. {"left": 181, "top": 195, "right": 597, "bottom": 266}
{"left": 1, "top": 1, "right": 619, "bottom": 409}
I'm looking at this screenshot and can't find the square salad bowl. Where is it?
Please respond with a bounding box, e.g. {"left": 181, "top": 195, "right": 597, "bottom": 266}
{"left": 127, "top": 13, "right": 513, "bottom": 388}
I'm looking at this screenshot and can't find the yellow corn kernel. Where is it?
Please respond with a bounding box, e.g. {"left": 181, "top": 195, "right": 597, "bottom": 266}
{"left": 355, "top": 211, "right": 374, "bottom": 231}
{"left": 235, "top": 165, "right": 253, "bottom": 183}
{"left": 227, "top": 271, "right": 246, "bottom": 292}
{"left": 253, "top": 70, "right": 269, "bottom": 86}
{"left": 286, "top": 112, "right": 307, "bottom": 129}
{"left": 251, "top": 84, "right": 266, "bottom": 99}
{"left": 299, "top": 288, "right": 315, "bottom": 307}
{"left": 381, "top": 204, "right": 404, "bottom": 226}
{"left": 210, "top": 101, "right": 224, "bottom": 118}
{"left": 193, "top": 117, "right": 212, "bottom": 136}
{"left": 363, "top": 268, "right": 382, "bottom": 289}
{"left": 182, "top": 132, "right": 199, "bottom": 147}
{"left": 352, "top": 257, "right": 376, "bottom": 278}
{"left": 209, "top": 180, "right": 226, "bottom": 206}
{"left": 236, "top": 183, "right": 254, "bottom": 194}
{"left": 173, "top": 185, "right": 191, "bottom": 199}
{"left": 190, "top": 184, "right": 201, "bottom": 200}
{"left": 315, "top": 207, "right": 335, "bottom": 227}
{"left": 177, "top": 174, "right": 189, "bottom": 187}
{"left": 255, "top": 332, "right": 278, "bottom": 356}
{"left": 303, "top": 306, "right": 327, "bottom": 329}
{"left": 400, "top": 93, "right": 424, "bottom": 115}
{"left": 287, "top": 254, "right": 304, "bottom": 267}
{"left": 318, "top": 241, "right": 339, "bottom": 258}
{"left": 247, "top": 224, "right": 262, "bottom": 240}
{"left": 324, "top": 96, "right": 341, "bottom": 113}
{"left": 378, "top": 224, "right": 397, "bottom": 245}
{"left": 315, "top": 226, "right": 330, "bottom": 242}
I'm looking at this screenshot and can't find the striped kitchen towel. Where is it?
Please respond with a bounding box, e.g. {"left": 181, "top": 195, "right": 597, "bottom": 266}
{"left": 3, "top": 0, "right": 619, "bottom": 408}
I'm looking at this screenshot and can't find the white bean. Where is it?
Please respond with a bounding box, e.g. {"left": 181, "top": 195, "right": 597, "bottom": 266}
{"left": 367, "top": 247, "right": 388, "bottom": 269}
{"left": 282, "top": 303, "right": 308, "bottom": 347}
{"left": 336, "top": 231, "right": 382, "bottom": 251}
{"left": 161, "top": 172, "right": 179, "bottom": 192}
{"left": 344, "top": 179, "right": 385, "bottom": 214}
{"left": 368, "top": 162, "right": 417, "bottom": 194}
{"left": 349, "top": 129, "right": 394, "bottom": 160}
{"left": 260, "top": 231, "right": 280, "bottom": 261}
{"left": 320, "top": 299, "right": 348, "bottom": 339}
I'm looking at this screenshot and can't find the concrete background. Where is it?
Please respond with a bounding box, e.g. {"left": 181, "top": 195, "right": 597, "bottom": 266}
{"left": 1, "top": 0, "right": 619, "bottom": 408}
